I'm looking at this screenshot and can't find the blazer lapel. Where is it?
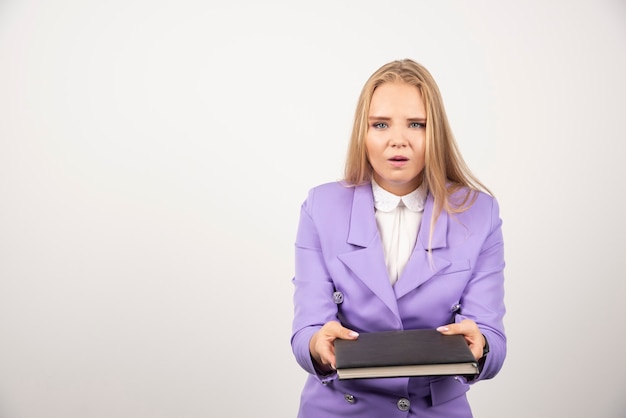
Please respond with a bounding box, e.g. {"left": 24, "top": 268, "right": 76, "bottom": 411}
{"left": 337, "top": 184, "right": 400, "bottom": 319}
{"left": 394, "top": 193, "right": 450, "bottom": 299}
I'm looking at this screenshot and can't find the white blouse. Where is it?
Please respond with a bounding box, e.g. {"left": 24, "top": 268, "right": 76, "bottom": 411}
{"left": 372, "top": 180, "right": 427, "bottom": 285}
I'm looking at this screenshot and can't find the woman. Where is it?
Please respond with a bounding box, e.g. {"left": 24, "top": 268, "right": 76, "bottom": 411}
{"left": 291, "top": 59, "right": 506, "bottom": 417}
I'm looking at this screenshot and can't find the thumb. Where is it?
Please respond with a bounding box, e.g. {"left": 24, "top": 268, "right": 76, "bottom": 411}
{"left": 436, "top": 324, "right": 457, "bottom": 335}
{"left": 339, "top": 327, "right": 359, "bottom": 340}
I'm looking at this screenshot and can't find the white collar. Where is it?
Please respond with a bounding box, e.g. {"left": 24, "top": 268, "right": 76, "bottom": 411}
{"left": 372, "top": 179, "right": 427, "bottom": 213}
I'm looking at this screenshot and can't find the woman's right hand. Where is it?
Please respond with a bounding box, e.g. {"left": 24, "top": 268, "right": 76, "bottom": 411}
{"left": 309, "top": 320, "right": 359, "bottom": 372}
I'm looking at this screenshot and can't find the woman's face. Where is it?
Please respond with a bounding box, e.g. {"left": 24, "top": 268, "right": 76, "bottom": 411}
{"left": 365, "top": 81, "right": 427, "bottom": 196}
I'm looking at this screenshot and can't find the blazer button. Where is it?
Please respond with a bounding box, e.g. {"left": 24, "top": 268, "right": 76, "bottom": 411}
{"left": 397, "top": 398, "right": 410, "bottom": 411}
{"left": 344, "top": 394, "right": 356, "bottom": 404}
{"left": 333, "top": 291, "right": 344, "bottom": 304}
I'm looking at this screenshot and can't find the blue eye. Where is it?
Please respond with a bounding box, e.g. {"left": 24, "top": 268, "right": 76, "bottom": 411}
{"left": 372, "top": 122, "right": 388, "bottom": 129}
{"left": 410, "top": 122, "right": 426, "bottom": 128}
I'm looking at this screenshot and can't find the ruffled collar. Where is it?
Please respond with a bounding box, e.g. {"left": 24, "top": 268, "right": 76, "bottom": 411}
{"left": 371, "top": 179, "right": 427, "bottom": 213}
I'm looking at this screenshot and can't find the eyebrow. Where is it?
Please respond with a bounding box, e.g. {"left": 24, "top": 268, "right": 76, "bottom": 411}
{"left": 368, "top": 116, "right": 427, "bottom": 121}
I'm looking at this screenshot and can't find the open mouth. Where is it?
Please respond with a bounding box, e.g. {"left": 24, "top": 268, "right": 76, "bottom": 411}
{"left": 389, "top": 156, "right": 408, "bottom": 162}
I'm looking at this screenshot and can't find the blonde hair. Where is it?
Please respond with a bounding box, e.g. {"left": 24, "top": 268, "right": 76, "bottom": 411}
{"left": 344, "top": 59, "right": 492, "bottom": 227}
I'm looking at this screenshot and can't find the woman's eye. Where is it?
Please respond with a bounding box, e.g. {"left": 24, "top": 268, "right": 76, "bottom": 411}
{"left": 372, "top": 122, "right": 388, "bottom": 129}
{"left": 410, "top": 122, "right": 426, "bottom": 128}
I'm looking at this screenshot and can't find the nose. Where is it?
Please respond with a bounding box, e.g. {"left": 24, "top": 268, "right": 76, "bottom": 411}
{"left": 389, "top": 129, "right": 408, "bottom": 148}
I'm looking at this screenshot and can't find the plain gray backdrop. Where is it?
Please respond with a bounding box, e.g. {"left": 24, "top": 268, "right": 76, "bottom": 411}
{"left": 1, "top": 0, "right": 625, "bottom": 417}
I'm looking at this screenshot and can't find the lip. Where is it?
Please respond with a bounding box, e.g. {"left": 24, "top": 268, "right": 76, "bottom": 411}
{"left": 388, "top": 155, "right": 409, "bottom": 167}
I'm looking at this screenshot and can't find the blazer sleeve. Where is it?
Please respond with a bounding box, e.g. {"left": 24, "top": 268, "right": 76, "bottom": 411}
{"left": 290, "top": 187, "right": 341, "bottom": 380}
{"left": 456, "top": 195, "right": 507, "bottom": 382}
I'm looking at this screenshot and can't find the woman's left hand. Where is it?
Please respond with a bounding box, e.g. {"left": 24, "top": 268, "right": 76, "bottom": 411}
{"left": 437, "top": 319, "right": 486, "bottom": 360}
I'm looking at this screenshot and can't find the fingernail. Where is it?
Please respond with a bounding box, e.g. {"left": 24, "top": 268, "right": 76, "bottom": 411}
{"left": 348, "top": 331, "right": 359, "bottom": 337}
{"left": 437, "top": 326, "right": 449, "bottom": 332}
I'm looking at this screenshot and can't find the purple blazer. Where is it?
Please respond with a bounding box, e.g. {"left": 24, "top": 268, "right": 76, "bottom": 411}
{"left": 291, "top": 181, "right": 506, "bottom": 418}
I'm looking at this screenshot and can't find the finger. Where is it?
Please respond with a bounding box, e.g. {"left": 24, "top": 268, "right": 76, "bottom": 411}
{"left": 340, "top": 327, "right": 359, "bottom": 340}
{"left": 310, "top": 336, "right": 337, "bottom": 371}
{"left": 324, "top": 321, "right": 359, "bottom": 340}
{"left": 437, "top": 322, "right": 484, "bottom": 360}
{"left": 437, "top": 319, "right": 477, "bottom": 336}
{"left": 436, "top": 323, "right": 459, "bottom": 335}
{"left": 318, "top": 346, "right": 337, "bottom": 369}
{"left": 312, "top": 322, "right": 359, "bottom": 371}
{"left": 326, "top": 329, "right": 358, "bottom": 369}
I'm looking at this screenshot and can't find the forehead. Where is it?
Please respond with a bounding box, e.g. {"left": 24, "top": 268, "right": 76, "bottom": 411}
{"left": 369, "top": 81, "right": 425, "bottom": 114}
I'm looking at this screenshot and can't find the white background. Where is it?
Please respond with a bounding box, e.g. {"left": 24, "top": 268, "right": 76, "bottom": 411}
{"left": 1, "top": 1, "right": 625, "bottom": 417}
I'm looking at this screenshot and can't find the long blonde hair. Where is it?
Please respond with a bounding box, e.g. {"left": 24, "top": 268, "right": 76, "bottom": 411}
{"left": 344, "top": 59, "right": 491, "bottom": 227}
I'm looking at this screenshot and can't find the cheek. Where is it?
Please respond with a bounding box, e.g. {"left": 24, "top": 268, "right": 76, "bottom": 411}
{"left": 364, "top": 141, "right": 373, "bottom": 162}
{"left": 417, "top": 144, "right": 426, "bottom": 159}
{"left": 365, "top": 136, "right": 383, "bottom": 159}
{"left": 412, "top": 137, "right": 426, "bottom": 158}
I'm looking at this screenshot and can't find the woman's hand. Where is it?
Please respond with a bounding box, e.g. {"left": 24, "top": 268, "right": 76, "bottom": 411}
{"left": 309, "top": 320, "right": 359, "bottom": 372}
{"left": 437, "top": 319, "right": 487, "bottom": 360}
